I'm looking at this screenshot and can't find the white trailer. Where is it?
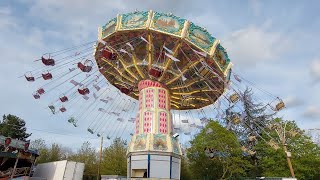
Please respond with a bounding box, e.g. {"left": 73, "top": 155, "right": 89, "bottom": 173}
{"left": 32, "top": 160, "right": 84, "bottom": 180}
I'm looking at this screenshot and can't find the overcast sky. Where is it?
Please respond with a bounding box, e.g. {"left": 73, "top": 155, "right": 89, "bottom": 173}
{"left": 0, "top": 0, "right": 320, "bottom": 150}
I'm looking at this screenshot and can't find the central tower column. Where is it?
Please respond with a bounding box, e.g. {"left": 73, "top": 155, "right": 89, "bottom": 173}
{"left": 127, "top": 80, "right": 181, "bottom": 180}
{"left": 135, "top": 80, "right": 172, "bottom": 135}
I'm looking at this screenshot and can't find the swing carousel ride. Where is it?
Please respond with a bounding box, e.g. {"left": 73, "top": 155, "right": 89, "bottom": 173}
{"left": 23, "top": 11, "right": 286, "bottom": 163}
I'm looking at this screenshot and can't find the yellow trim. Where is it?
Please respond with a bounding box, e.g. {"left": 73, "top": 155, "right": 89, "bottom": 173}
{"left": 165, "top": 60, "right": 201, "bottom": 85}
{"left": 116, "top": 55, "right": 139, "bottom": 81}
{"left": 113, "top": 81, "right": 135, "bottom": 88}
{"left": 132, "top": 53, "right": 145, "bottom": 79}
{"left": 170, "top": 77, "right": 203, "bottom": 90}
{"left": 148, "top": 33, "right": 153, "bottom": 72}
{"left": 158, "top": 40, "right": 182, "bottom": 82}
{"left": 209, "top": 42, "right": 224, "bottom": 74}
{"left": 171, "top": 99, "right": 180, "bottom": 105}
{"left": 171, "top": 103, "right": 179, "bottom": 108}
{"left": 115, "top": 14, "right": 121, "bottom": 31}
{"left": 171, "top": 96, "right": 180, "bottom": 100}
{"left": 172, "top": 89, "right": 219, "bottom": 95}
{"left": 146, "top": 10, "right": 153, "bottom": 30}
{"left": 98, "top": 27, "right": 103, "bottom": 40}
{"left": 209, "top": 39, "right": 220, "bottom": 56}
{"left": 223, "top": 62, "right": 233, "bottom": 76}
{"left": 101, "top": 58, "right": 135, "bottom": 83}
{"left": 181, "top": 20, "right": 190, "bottom": 39}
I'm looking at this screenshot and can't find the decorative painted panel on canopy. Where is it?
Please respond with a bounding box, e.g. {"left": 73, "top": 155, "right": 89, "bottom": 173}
{"left": 215, "top": 44, "right": 231, "bottom": 71}
{"left": 150, "top": 12, "right": 186, "bottom": 36}
{"left": 119, "top": 11, "right": 149, "bottom": 30}
{"left": 102, "top": 18, "right": 117, "bottom": 38}
{"left": 185, "top": 22, "right": 216, "bottom": 53}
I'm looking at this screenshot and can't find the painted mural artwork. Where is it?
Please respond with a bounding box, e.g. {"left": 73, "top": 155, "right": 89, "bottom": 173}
{"left": 121, "top": 11, "right": 148, "bottom": 29}
{"left": 133, "top": 134, "right": 147, "bottom": 151}
{"left": 215, "top": 44, "right": 230, "bottom": 70}
{"left": 187, "top": 22, "right": 215, "bottom": 52}
{"left": 153, "top": 13, "right": 185, "bottom": 35}
{"left": 153, "top": 134, "right": 168, "bottom": 151}
{"left": 102, "top": 18, "right": 117, "bottom": 37}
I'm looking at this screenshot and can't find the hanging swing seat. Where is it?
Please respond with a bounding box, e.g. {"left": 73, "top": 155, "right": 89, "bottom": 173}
{"left": 97, "top": 133, "right": 101, "bottom": 137}
{"left": 101, "top": 49, "right": 117, "bottom": 60}
{"left": 77, "top": 62, "right": 92, "bottom": 73}
{"left": 229, "top": 93, "right": 239, "bottom": 103}
{"left": 269, "top": 98, "right": 285, "bottom": 111}
{"left": 268, "top": 139, "right": 279, "bottom": 150}
{"left": 78, "top": 88, "right": 90, "bottom": 95}
{"left": 48, "top": 105, "right": 55, "bottom": 114}
{"left": 60, "top": 107, "right": 67, "bottom": 112}
{"left": 232, "top": 115, "right": 240, "bottom": 124}
{"left": 248, "top": 150, "right": 256, "bottom": 156}
{"left": 60, "top": 96, "right": 68, "bottom": 102}
{"left": 41, "top": 56, "right": 55, "bottom": 66}
{"left": 120, "top": 87, "right": 131, "bottom": 94}
{"left": 248, "top": 135, "right": 257, "bottom": 141}
{"left": 275, "top": 101, "right": 285, "bottom": 111}
{"left": 33, "top": 93, "right": 40, "bottom": 99}
{"left": 37, "top": 88, "right": 45, "bottom": 95}
{"left": 42, "top": 72, "right": 53, "bottom": 80}
{"left": 241, "top": 146, "right": 248, "bottom": 152}
{"left": 68, "top": 117, "right": 75, "bottom": 124}
{"left": 149, "top": 67, "right": 163, "bottom": 78}
{"left": 87, "top": 128, "right": 94, "bottom": 134}
{"left": 107, "top": 136, "right": 111, "bottom": 140}
{"left": 25, "top": 74, "right": 35, "bottom": 82}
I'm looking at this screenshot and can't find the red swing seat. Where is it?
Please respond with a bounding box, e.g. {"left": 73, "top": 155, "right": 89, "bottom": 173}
{"left": 33, "top": 93, "right": 40, "bottom": 99}
{"left": 42, "top": 72, "right": 53, "bottom": 80}
{"left": 78, "top": 88, "right": 90, "bottom": 95}
{"left": 101, "top": 49, "right": 117, "bottom": 60}
{"left": 77, "top": 62, "right": 92, "bottom": 72}
{"left": 41, "top": 56, "right": 55, "bottom": 66}
{"left": 25, "top": 74, "right": 35, "bottom": 82}
{"left": 149, "top": 67, "right": 163, "bottom": 78}
{"left": 37, "top": 88, "right": 45, "bottom": 95}
{"left": 60, "top": 96, "right": 68, "bottom": 102}
{"left": 120, "top": 87, "right": 131, "bottom": 94}
{"left": 60, "top": 107, "right": 67, "bottom": 112}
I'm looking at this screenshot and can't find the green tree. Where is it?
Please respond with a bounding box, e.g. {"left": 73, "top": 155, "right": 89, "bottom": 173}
{"left": 256, "top": 118, "right": 320, "bottom": 180}
{"left": 0, "top": 114, "right": 31, "bottom": 140}
{"left": 48, "top": 143, "right": 66, "bottom": 161}
{"left": 187, "top": 121, "right": 252, "bottom": 179}
{"left": 100, "top": 138, "right": 127, "bottom": 176}
{"left": 30, "top": 139, "right": 69, "bottom": 164}
{"left": 225, "top": 88, "right": 275, "bottom": 176}
{"left": 68, "top": 141, "right": 98, "bottom": 175}
{"left": 180, "top": 155, "right": 192, "bottom": 180}
{"left": 30, "top": 138, "right": 50, "bottom": 164}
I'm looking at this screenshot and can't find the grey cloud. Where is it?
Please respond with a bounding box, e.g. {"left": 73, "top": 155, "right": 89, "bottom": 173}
{"left": 303, "top": 106, "right": 320, "bottom": 119}
{"left": 223, "top": 24, "right": 293, "bottom": 66}
{"left": 310, "top": 59, "right": 320, "bottom": 82}
{"left": 283, "top": 96, "right": 303, "bottom": 108}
